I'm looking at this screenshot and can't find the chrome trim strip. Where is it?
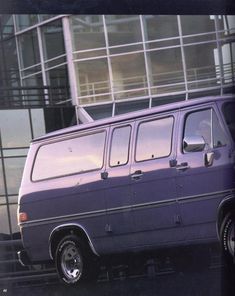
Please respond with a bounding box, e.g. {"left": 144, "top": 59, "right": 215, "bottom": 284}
{"left": 177, "top": 189, "right": 235, "bottom": 203}
{"left": 22, "top": 208, "right": 107, "bottom": 227}
{"left": 20, "top": 199, "right": 176, "bottom": 227}
{"left": 48, "top": 223, "right": 99, "bottom": 259}
{"left": 19, "top": 188, "right": 234, "bottom": 228}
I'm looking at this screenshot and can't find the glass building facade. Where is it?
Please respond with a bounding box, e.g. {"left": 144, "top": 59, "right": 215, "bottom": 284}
{"left": 0, "top": 14, "right": 234, "bottom": 279}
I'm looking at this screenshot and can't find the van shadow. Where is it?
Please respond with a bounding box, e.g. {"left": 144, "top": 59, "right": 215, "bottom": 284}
{"left": 11, "top": 244, "right": 235, "bottom": 296}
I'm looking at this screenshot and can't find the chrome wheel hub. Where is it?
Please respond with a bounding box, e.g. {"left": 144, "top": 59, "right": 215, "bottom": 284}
{"left": 61, "top": 244, "right": 83, "bottom": 281}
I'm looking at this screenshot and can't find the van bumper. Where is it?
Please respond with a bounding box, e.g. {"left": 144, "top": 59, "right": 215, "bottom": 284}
{"left": 17, "top": 250, "right": 32, "bottom": 266}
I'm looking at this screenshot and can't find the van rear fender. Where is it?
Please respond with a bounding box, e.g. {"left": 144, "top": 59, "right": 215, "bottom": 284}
{"left": 216, "top": 194, "right": 235, "bottom": 237}
{"left": 49, "top": 224, "right": 99, "bottom": 260}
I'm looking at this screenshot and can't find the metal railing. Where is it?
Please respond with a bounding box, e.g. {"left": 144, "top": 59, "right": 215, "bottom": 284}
{"left": 0, "top": 86, "right": 71, "bottom": 108}
{"left": 78, "top": 63, "right": 235, "bottom": 104}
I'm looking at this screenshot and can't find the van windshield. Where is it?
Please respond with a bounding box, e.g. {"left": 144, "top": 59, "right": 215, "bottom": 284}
{"left": 222, "top": 102, "right": 235, "bottom": 142}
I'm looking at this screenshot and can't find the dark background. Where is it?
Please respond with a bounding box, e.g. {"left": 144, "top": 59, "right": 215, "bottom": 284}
{"left": 0, "top": 0, "right": 235, "bottom": 14}
{"left": 2, "top": 244, "right": 235, "bottom": 296}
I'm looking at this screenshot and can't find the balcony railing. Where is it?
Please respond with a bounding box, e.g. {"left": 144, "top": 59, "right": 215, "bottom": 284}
{"left": 0, "top": 86, "right": 71, "bottom": 108}
{"left": 78, "top": 63, "right": 235, "bottom": 105}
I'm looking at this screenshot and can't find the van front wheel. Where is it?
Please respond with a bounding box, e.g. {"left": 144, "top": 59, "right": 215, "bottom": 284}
{"left": 220, "top": 212, "right": 235, "bottom": 261}
{"left": 55, "top": 235, "right": 86, "bottom": 285}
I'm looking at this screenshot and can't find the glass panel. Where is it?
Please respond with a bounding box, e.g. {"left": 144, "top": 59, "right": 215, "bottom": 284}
{"left": 148, "top": 47, "right": 184, "bottom": 95}
{"left": 3, "top": 149, "right": 28, "bottom": 157}
{"left": 185, "top": 108, "right": 228, "bottom": 149}
{"left": 31, "top": 109, "right": 46, "bottom": 139}
{"left": 10, "top": 204, "right": 19, "bottom": 235}
{"left": 44, "top": 107, "right": 76, "bottom": 133}
{"left": 181, "top": 16, "right": 216, "bottom": 44}
{"left": 136, "top": 117, "right": 173, "bottom": 162}
{"left": 18, "top": 29, "right": 40, "bottom": 69}
{"left": 105, "top": 15, "right": 142, "bottom": 52}
{"left": 73, "top": 49, "right": 106, "bottom": 59}
{"left": 184, "top": 109, "right": 212, "bottom": 150}
{"left": 109, "top": 44, "right": 143, "bottom": 55}
{"left": 148, "top": 39, "right": 180, "bottom": 50}
{"left": 219, "top": 16, "right": 235, "bottom": 35}
{"left": 71, "top": 15, "right": 105, "bottom": 52}
{"left": 79, "top": 94, "right": 111, "bottom": 105}
{"left": 220, "top": 43, "right": 235, "bottom": 84}
{"left": 181, "top": 16, "right": 215, "bottom": 36}
{"left": 0, "top": 15, "right": 14, "bottom": 40}
{"left": 152, "top": 95, "right": 185, "bottom": 107}
{"left": 45, "top": 56, "right": 66, "bottom": 69}
{"left": 46, "top": 65, "right": 70, "bottom": 104}
{"left": 32, "top": 131, "right": 106, "bottom": 181}
{"left": 0, "top": 162, "right": 5, "bottom": 195}
{"left": 41, "top": 19, "right": 65, "bottom": 61}
{"left": 21, "top": 65, "right": 41, "bottom": 77}
{"left": 184, "top": 43, "right": 218, "bottom": 90}
{"left": 15, "top": 15, "right": 38, "bottom": 31}
{"left": 222, "top": 102, "right": 235, "bottom": 142}
{"left": 85, "top": 104, "right": 112, "bottom": 120}
{"left": 183, "top": 33, "right": 216, "bottom": 45}
{"left": 0, "top": 196, "right": 6, "bottom": 205}
{"left": 7, "top": 195, "right": 18, "bottom": 204}
{"left": 212, "top": 111, "right": 228, "bottom": 147}
{"left": 144, "top": 15, "right": 179, "bottom": 41}
{"left": 0, "top": 38, "right": 20, "bottom": 106}
{"left": 0, "top": 110, "right": 31, "bottom": 148}
{"left": 188, "top": 89, "right": 220, "bottom": 99}
{"left": 115, "top": 99, "right": 149, "bottom": 115}
{"left": 5, "top": 157, "right": 26, "bottom": 195}
{"left": 75, "top": 58, "right": 111, "bottom": 99}
{"left": 110, "top": 126, "right": 131, "bottom": 167}
{"left": 22, "top": 74, "right": 44, "bottom": 106}
{"left": 39, "top": 15, "right": 57, "bottom": 22}
{"left": 111, "top": 52, "right": 147, "bottom": 100}
{"left": 0, "top": 205, "right": 10, "bottom": 237}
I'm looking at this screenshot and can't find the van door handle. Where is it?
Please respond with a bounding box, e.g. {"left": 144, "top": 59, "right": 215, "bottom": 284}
{"left": 175, "top": 162, "right": 190, "bottom": 171}
{"left": 101, "top": 171, "right": 108, "bottom": 180}
{"left": 131, "top": 170, "right": 143, "bottom": 180}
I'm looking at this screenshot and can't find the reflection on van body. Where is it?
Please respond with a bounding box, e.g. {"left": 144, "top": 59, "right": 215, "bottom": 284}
{"left": 17, "top": 95, "right": 235, "bottom": 285}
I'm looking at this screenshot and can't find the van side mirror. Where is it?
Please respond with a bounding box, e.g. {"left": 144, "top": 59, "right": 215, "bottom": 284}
{"left": 183, "top": 136, "right": 206, "bottom": 152}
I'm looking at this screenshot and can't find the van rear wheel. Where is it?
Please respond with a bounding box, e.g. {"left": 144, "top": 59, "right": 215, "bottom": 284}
{"left": 55, "top": 235, "right": 87, "bottom": 285}
{"left": 220, "top": 212, "right": 235, "bottom": 262}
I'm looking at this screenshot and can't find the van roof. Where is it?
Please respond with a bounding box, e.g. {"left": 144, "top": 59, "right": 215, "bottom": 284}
{"left": 32, "top": 95, "right": 234, "bottom": 143}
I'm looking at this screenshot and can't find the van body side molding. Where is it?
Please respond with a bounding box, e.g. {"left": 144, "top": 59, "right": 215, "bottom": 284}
{"left": 19, "top": 188, "right": 235, "bottom": 228}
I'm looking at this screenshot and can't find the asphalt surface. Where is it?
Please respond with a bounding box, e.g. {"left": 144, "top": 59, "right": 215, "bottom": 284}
{"left": 1, "top": 244, "right": 235, "bottom": 296}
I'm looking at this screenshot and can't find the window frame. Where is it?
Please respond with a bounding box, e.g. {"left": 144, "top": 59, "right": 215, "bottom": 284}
{"left": 182, "top": 107, "right": 228, "bottom": 154}
{"left": 109, "top": 124, "right": 132, "bottom": 168}
{"left": 134, "top": 115, "right": 174, "bottom": 163}
{"left": 221, "top": 101, "right": 235, "bottom": 143}
{"left": 31, "top": 129, "right": 107, "bottom": 182}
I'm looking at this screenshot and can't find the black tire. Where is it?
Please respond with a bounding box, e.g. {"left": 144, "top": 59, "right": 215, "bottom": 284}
{"left": 55, "top": 235, "right": 98, "bottom": 285}
{"left": 220, "top": 212, "right": 235, "bottom": 262}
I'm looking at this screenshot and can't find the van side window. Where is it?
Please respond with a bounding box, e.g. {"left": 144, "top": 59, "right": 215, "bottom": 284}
{"left": 110, "top": 125, "right": 131, "bottom": 167}
{"left": 222, "top": 102, "right": 235, "bottom": 142}
{"left": 212, "top": 111, "right": 228, "bottom": 148}
{"left": 135, "top": 116, "right": 173, "bottom": 162}
{"left": 183, "top": 109, "right": 227, "bottom": 152}
{"left": 32, "top": 131, "right": 106, "bottom": 181}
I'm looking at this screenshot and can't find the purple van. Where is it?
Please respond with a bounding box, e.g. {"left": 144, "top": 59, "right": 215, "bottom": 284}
{"left": 17, "top": 95, "right": 235, "bottom": 285}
